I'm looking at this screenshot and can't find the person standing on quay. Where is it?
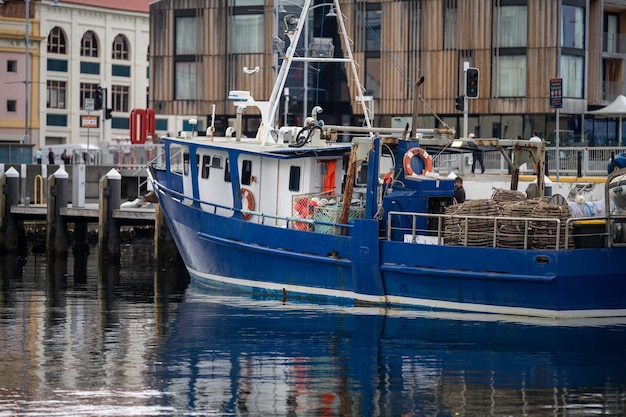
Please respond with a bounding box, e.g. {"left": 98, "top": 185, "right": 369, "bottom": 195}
{"left": 469, "top": 133, "right": 485, "bottom": 175}
{"left": 48, "top": 148, "right": 55, "bottom": 164}
{"left": 35, "top": 148, "right": 42, "bottom": 164}
{"left": 529, "top": 131, "right": 542, "bottom": 174}
{"left": 454, "top": 176, "right": 466, "bottom": 204}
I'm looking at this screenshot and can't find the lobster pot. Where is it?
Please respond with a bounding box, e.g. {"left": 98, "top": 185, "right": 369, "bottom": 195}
{"left": 291, "top": 191, "right": 339, "bottom": 231}
{"left": 443, "top": 200, "right": 500, "bottom": 247}
{"left": 529, "top": 203, "right": 573, "bottom": 249}
{"left": 496, "top": 200, "right": 543, "bottom": 248}
{"left": 313, "top": 204, "right": 365, "bottom": 235}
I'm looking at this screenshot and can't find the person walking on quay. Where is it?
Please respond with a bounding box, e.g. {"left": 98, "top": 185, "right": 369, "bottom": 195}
{"left": 454, "top": 176, "right": 466, "bottom": 204}
{"left": 48, "top": 148, "right": 55, "bottom": 164}
{"left": 469, "top": 133, "right": 485, "bottom": 175}
{"left": 35, "top": 148, "right": 42, "bottom": 164}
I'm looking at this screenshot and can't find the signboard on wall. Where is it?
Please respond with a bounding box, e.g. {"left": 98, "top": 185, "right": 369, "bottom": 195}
{"left": 81, "top": 115, "right": 99, "bottom": 128}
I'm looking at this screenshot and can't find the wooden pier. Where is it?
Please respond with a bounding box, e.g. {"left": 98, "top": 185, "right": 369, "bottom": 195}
{"left": 0, "top": 165, "right": 176, "bottom": 263}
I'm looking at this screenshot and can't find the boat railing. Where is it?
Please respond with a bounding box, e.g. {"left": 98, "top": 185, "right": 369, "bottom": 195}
{"left": 386, "top": 211, "right": 616, "bottom": 250}
{"left": 152, "top": 180, "right": 356, "bottom": 233}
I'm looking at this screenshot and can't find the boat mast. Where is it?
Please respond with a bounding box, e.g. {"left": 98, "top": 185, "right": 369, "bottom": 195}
{"left": 265, "top": 0, "right": 373, "bottom": 139}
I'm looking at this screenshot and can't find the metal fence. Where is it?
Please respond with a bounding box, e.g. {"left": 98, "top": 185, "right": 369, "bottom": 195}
{"left": 433, "top": 146, "right": 626, "bottom": 177}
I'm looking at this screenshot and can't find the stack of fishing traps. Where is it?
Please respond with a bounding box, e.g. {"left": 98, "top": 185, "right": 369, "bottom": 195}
{"left": 444, "top": 189, "right": 574, "bottom": 249}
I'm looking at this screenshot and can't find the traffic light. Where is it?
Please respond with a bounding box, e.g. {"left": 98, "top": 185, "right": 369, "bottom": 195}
{"left": 465, "top": 68, "right": 479, "bottom": 98}
{"left": 94, "top": 86, "right": 103, "bottom": 110}
{"left": 105, "top": 108, "right": 113, "bottom": 120}
{"left": 455, "top": 95, "right": 464, "bottom": 111}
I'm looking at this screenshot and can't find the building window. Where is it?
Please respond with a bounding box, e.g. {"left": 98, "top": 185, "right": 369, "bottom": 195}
{"left": 47, "top": 80, "right": 66, "bottom": 109}
{"left": 111, "top": 85, "right": 130, "bottom": 112}
{"left": 604, "top": 13, "right": 619, "bottom": 53}
{"left": 443, "top": 0, "right": 457, "bottom": 50}
{"left": 365, "top": 7, "right": 382, "bottom": 52}
{"left": 7, "top": 100, "right": 16, "bottom": 112}
{"left": 562, "top": 55, "right": 584, "bottom": 98}
{"left": 562, "top": 4, "right": 584, "bottom": 49}
{"left": 176, "top": 15, "right": 199, "bottom": 55}
{"left": 357, "top": 4, "right": 381, "bottom": 99}
{"left": 494, "top": 4, "right": 527, "bottom": 97}
{"left": 497, "top": 55, "right": 526, "bottom": 97}
{"left": 497, "top": 5, "right": 527, "bottom": 48}
{"left": 7, "top": 60, "right": 17, "bottom": 73}
{"left": 175, "top": 11, "right": 203, "bottom": 100}
{"left": 230, "top": 14, "right": 264, "bottom": 54}
{"left": 228, "top": 1, "right": 263, "bottom": 55}
{"left": 80, "top": 83, "right": 99, "bottom": 110}
{"left": 47, "top": 27, "right": 67, "bottom": 54}
{"left": 81, "top": 31, "right": 98, "bottom": 57}
{"left": 112, "top": 34, "right": 130, "bottom": 60}
{"left": 365, "top": 56, "right": 381, "bottom": 99}
{"left": 175, "top": 62, "right": 199, "bottom": 100}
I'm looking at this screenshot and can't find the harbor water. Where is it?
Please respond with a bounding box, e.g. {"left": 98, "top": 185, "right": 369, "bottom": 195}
{"left": 1, "top": 239, "right": 626, "bottom": 416}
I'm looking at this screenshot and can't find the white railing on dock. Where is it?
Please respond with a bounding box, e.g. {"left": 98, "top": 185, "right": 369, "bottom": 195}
{"left": 433, "top": 146, "right": 626, "bottom": 176}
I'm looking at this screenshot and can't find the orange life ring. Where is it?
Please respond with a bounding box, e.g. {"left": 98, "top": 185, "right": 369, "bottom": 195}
{"left": 403, "top": 147, "right": 433, "bottom": 176}
{"left": 241, "top": 187, "right": 255, "bottom": 220}
{"left": 383, "top": 171, "right": 394, "bottom": 184}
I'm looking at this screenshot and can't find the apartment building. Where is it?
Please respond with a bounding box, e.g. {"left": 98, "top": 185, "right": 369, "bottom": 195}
{"left": 149, "top": 0, "right": 626, "bottom": 146}
{"left": 0, "top": 0, "right": 150, "bottom": 151}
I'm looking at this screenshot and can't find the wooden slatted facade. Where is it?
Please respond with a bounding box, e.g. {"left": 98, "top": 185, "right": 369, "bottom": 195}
{"left": 150, "top": 0, "right": 626, "bottom": 141}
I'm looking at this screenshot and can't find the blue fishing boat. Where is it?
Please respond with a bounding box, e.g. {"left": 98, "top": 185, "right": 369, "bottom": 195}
{"left": 149, "top": 0, "right": 626, "bottom": 319}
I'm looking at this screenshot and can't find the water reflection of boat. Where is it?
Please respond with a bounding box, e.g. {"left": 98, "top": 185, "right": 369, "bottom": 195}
{"left": 154, "top": 287, "right": 626, "bottom": 416}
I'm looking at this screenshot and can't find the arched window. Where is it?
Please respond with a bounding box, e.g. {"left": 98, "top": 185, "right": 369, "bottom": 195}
{"left": 81, "top": 31, "right": 99, "bottom": 57}
{"left": 47, "top": 26, "right": 67, "bottom": 54}
{"left": 112, "top": 34, "right": 130, "bottom": 60}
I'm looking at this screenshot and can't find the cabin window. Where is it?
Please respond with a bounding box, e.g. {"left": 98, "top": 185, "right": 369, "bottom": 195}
{"left": 183, "top": 152, "right": 190, "bottom": 176}
{"left": 211, "top": 156, "right": 222, "bottom": 168}
{"left": 289, "top": 166, "right": 301, "bottom": 192}
{"left": 196, "top": 154, "right": 200, "bottom": 175}
{"left": 169, "top": 145, "right": 184, "bottom": 175}
{"left": 241, "top": 160, "right": 252, "bottom": 185}
{"left": 225, "top": 159, "right": 231, "bottom": 182}
{"left": 201, "top": 155, "right": 211, "bottom": 179}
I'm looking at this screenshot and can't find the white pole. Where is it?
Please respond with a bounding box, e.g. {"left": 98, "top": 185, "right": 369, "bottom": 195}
{"left": 24, "top": 0, "right": 30, "bottom": 144}
{"left": 555, "top": 1, "right": 561, "bottom": 181}
{"left": 463, "top": 61, "right": 469, "bottom": 139}
{"left": 303, "top": 16, "right": 308, "bottom": 122}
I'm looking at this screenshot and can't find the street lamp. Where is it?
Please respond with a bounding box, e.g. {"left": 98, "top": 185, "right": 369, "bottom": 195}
{"left": 278, "top": 0, "right": 337, "bottom": 122}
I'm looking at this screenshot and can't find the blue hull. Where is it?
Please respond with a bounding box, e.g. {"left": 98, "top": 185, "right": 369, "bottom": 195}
{"left": 157, "top": 191, "right": 626, "bottom": 318}
{"left": 159, "top": 194, "right": 387, "bottom": 305}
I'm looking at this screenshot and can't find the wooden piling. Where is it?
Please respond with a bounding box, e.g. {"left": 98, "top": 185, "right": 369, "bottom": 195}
{"left": 46, "top": 166, "right": 69, "bottom": 258}
{"left": 98, "top": 169, "right": 121, "bottom": 263}
{"left": 73, "top": 222, "right": 89, "bottom": 256}
{"left": 154, "top": 204, "right": 178, "bottom": 264}
{"left": 0, "top": 167, "right": 23, "bottom": 253}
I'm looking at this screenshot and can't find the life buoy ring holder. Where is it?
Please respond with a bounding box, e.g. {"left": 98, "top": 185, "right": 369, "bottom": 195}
{"left": 241, "top": 187, "right": 255, "bottom": 220}
{"left": 403, "top": 147, "right": 433, "bottom": 176}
